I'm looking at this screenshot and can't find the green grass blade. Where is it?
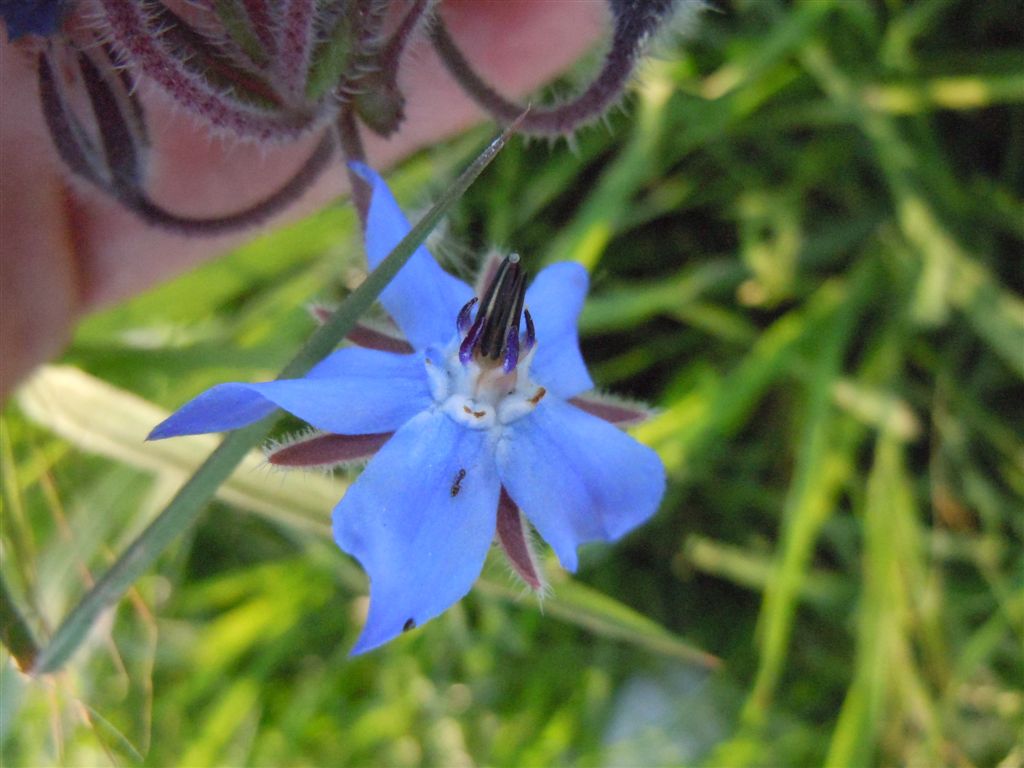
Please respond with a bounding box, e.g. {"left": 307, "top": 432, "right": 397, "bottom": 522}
{"left": 0, "top": 572, "right": 39, "bottom": 672}
{"left": 861, "top": 72, "right": 1024, "bottom": 114}
{"left": 477, "top": 573, "right": 720, "bottom": 669}
{"left": 825, "top": 435, "right": 929, "bottom": 768}
{"left": 742, "top": 264, "right": 873, "bottom": 726}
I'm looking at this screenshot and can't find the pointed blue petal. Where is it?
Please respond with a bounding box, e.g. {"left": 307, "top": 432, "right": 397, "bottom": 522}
{"left": 334, "top": 410, "right": 499, "bottom": 654}
{"left": 350, "top": 163, "right": 473, "bottom": 350}
{"left": 524, "top": 262, "right": 593, "bottom": 398}
{"left": 149, "top": 349, "right": 430, "bottom": 439}
{"left": 147, "top": 385, "right": 278, "bottom": 439}
{"left": 496, "top": 398, "right": 665, "bottom": 572}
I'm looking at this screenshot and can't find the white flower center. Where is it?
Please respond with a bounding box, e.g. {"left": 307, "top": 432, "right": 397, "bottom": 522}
{"left": 426, "top": 340, "right": 547, "bottom": 431}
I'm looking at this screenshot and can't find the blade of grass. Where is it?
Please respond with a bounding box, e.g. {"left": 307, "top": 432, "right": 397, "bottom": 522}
{"left": 742, "top": 262, "right": 873, "bottom": 726}
{"left": 824, "top": 435, "right": 901, "bottom": 768}
{"left": 825, "top": 434, "right": 939, "bottom": 767}
{"left": 861, "top": 72, "right": 1024, "bottom": 114}
{"left": 29, "top": 124, "right": 516, "bottom": 675}
{"left": 78, "top": 700, "right": 146, "bottom": 765}
{"left": 0, "top": 572, "right": 39, "bottom": 672}
{"left": 475, "top": 571, "right": 720, "bottom": 669}
{"left": 680, "top": 535, "right": 849, "bottom": 609}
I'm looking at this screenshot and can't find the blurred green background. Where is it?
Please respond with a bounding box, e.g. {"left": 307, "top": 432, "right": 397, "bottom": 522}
{"left": 3, "top": 0, "right": 1023, "bottom": 765}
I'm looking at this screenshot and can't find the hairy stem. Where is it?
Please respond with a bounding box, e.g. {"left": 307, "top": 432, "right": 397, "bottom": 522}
{"left": 128, "top": 132, "right": 336, "bottom": 234}
{"left": 380, "top": 0, "right": 435, "bottom": 82}
{"left": 430, "top": 13, "right": 646, "bottom": 136}
{"left": 43, "top": 49, "right": 337, "bottom": 235}
{"left": 338, "top": 106, "right": 371, "bottom": 224}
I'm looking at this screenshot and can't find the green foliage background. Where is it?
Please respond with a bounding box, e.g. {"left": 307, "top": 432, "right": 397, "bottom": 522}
{"left": 3, "top": 0, "right": 1022, "bottom": 765}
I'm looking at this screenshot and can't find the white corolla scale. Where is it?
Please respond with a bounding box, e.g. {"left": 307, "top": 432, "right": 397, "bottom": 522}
{"left": 150, "top": 163, "right": 665, "bottom": 654}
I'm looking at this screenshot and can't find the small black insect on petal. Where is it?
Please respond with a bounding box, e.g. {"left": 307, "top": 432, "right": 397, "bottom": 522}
{"left": 450, "top": 468, "right": 467, "bottom": 497}
{"left": 403, "top": 618, "right": 416, "bottom": 632}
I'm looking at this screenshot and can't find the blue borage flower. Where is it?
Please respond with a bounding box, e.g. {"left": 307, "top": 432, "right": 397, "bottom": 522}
{"left": 150, "top": 163, "right": 666, "bottom": 653}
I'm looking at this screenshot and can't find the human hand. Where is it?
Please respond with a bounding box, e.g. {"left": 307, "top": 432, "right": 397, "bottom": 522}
{"left": 0, "top": 0, "right": 605, "bottom": 399}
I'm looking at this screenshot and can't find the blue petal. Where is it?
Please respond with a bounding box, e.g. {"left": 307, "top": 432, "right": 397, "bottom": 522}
{"left": 334, "top": 410, "right": 499, "bottom": 654}
{"left": 350, "top": 163, "right": 473, "bottom": 350}
{"left": 524, "top": 262, "right": 593, "bottom": 398}
{"left": 495, "top": 398, "right": 665, "bottom": 572}
{"left": 149, "top": 349, "right": 430, "bottom": 439}
{"left": 2, "top": 0, "right": 64, "bottom": 40}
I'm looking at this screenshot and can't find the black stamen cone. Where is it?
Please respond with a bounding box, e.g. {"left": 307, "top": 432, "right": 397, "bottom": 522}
{"left": 467, "top": 254, "right": 527, "bottom": 366}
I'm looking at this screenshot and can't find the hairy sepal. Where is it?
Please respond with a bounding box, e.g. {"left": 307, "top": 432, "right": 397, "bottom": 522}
{"left": 568, "top": 392, "right": 654, "bottom": 428}
{"left": 266, "top": 430, "right": 393, "bottom": 470}
{"left": 496, "top": 488, "right": 546, "bottom": 593}
{"left": 97, "top": 0, "right": 327, "bottom": 142}
{"left": 308, "top": 305, "right": 414, "bottom": 354}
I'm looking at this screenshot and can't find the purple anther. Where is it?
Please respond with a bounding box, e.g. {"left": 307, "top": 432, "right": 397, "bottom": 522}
{"left": 458, "top": 334, "right": 475, "bottom": 365}
{"left": 459, "top": 314, "right": 484, "bottom": 365}
{"left": 456, "top": 297, "right": 478, "bottom": 334}
{"left": 522, "top": 308, "right": 536, "bottom": 353}
{"left": 502, "top": 326, "right": 520, "bottom": 373}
